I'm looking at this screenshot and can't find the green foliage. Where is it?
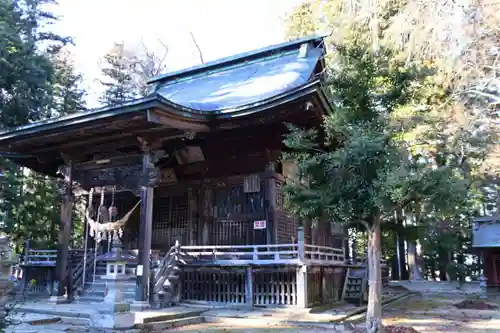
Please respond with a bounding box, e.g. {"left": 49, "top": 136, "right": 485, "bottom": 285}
{"left": 51, "top": 50, "right": 86, "bottom": 116}
{"left": 283, "top": 41, "right": 467, "bottom": 231}
{"left": 99, "top": 42, "right": 141, "bottom": 105}
{"left": 0, "top": 0, "right": 71, "bottom": 128}
{"left": 0, "top": 0, "right": 86, "bottom": 252}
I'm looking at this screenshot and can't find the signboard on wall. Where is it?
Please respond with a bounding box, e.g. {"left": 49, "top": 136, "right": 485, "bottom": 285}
{"left": 253, "top": 220, "right": 266, "bottom": 230}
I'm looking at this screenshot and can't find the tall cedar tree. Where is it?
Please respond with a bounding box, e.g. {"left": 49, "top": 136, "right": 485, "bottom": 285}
{"left": 282, "top": 42, "right": 468, "bottom": 333}
{"left": 99, "top": 42, "right": 140, "bottom": 105}
{"left": 0, "top": 0, "right": 84, "bottom": 250}
{"left": 51, "top": 50, "right": 86, "bottom": 117}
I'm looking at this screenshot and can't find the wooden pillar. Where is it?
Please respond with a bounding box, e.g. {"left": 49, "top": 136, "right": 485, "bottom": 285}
{"left": 187, "top": 188, "right": 196, "bottom": 245}
{"left": 245, "top": 266, "right": 254, "bottom": 306}
{"left": 265, "top": 162, "right": 277, "bottom": 245}
{"left": 133, "top": 148, "right": 154, "bottom": 309}
{"left": 297, "top": 225, "right": 308, "bottom": 308}
{"left": 296, "top": 265, "right": 308, "bottom": 308}
{"left": 51, "top": 160, "right": 73, "bottom": 303}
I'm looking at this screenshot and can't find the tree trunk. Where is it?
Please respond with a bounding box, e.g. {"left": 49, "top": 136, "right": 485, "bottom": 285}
{"left": 407, "top": 242, "right": 423, "bottom": 280}
{"left": 395, "top": 207, "right": 408, "bottom": 280}
{"left": 438, "top": 248, "right": 450, "bottom": 281}
{"left": 391, "top": 231, "right": 399, "bottom": 280}
{"left": 408, "top": 204, "right": 423, "bottom": 280}
{"left": 366, "top": 216, "right": 384, "bottom": 333}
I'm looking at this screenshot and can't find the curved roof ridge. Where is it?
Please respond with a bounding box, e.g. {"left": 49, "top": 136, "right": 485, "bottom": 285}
{"left": 147, "top": 35, "right": 326, "bottom": 85}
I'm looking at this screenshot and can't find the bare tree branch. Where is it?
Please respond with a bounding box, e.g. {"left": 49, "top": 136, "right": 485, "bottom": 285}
{"left": 190, "top": 31, "right": 204, "bottom": 64}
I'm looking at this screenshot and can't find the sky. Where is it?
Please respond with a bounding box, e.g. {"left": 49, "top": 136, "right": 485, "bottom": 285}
{"left": 50, "top": 0, "right": 303, "bottom": 107}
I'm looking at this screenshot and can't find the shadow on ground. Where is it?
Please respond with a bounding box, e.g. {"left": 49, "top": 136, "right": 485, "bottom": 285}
{"left": 170, "top": 323, "right": 333, "bottom": 333}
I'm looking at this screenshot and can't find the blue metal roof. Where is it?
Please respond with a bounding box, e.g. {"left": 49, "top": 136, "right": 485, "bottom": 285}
{"left": 0, "top": 36, "right": 327, "bottom": 143}
{"left": 156, "top": 45, "right": 323, "bottom": 112}
{"left": 148, "top": 35, "right": 325, "bottom": 84}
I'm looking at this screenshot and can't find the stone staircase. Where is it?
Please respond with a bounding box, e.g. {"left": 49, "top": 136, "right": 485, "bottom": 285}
{"left": 74, "top": 245, "right": 188, "bottom": 308}
{"left": 76, "top": 261, "right": 137, "bottom": 304}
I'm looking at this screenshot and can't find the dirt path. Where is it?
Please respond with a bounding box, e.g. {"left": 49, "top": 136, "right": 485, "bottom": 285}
{"left": 381, "top": 294, "right": 500, "bottom": 333}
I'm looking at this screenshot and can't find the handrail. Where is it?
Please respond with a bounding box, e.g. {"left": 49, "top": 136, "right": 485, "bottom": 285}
{"left": 181, "top": 243, "right": 345, "bottom": 265}
{"left": 21, "top": 249, "right": 57, "bottom": 265}
{"left": 303, "top": 244, "right": 345, "bottom": 262}
{"left": 152, "top": 242, "right": 181, "bottom": 293}
{"left": 71, "top": 249, "right": 95, "bottom": 293}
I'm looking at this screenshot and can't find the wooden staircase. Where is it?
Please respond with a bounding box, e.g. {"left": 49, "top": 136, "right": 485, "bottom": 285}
{"left": 150, "top": 243, "right": 188, "bottom": 308}
{"left": 341, "top": 266, "right": 368, "bottom": 305}
{"left": 68, "top": 249, "right": 95, "bottom": 297}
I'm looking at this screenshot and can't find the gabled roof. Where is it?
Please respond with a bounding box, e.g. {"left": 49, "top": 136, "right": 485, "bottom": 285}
{"left": 0, "top": 36, "right": 330, "bottom": 162}
{"left": 148, "top": 35, "right": 326, "bottom": 85}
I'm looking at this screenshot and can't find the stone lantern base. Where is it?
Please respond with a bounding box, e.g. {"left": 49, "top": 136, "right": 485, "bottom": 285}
{"left": 0, "top": 278, "right": 13, "bottom": 321}
{"left": 100, "top": 275, "right": 131, "bottom": 313}
{"left": 0, "top": 235, "right": 17, "bottom": 321}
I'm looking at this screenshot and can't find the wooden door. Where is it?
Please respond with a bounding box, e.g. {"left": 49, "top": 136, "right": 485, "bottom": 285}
{"left": 495, "top": 254, "right": 500, "bottom": 286}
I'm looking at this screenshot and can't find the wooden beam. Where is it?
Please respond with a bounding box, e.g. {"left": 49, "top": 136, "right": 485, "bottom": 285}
{"left": 30, "top": 126, "right": 182, "bottom": 155}
{"left": 147, "top": 109, "right": 210, "bottom": 132}
{"left": 73, "top": 164, "right": 142, "bottom": 190}
{"left": 74, "top": 154, "right": 143, "bottom": 172}
{"left": 9, "top": 116, "right": 145, "bottom": 149}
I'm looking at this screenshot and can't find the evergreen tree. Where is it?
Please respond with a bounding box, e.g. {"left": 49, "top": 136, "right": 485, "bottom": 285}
{"left": 0, "top": 0, "right": 83, "bottom": 250}
{"left": 51, "top": 49, "right": 86, "bottom": 117}
{"left": 0, "top": 0, "right": 71, "bottom": 128}
{"left": 99, "top": 42, "right": 140, "bottom": 105}
{"left": 99, "top": 40, "right": 170, "bottom": 104}
{"left": 282, "top": 42, "right": 468, "bottom": 333}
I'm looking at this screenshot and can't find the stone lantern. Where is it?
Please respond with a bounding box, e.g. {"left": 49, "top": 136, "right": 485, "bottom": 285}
{"left": 89, "top": 234, "right": 137, "bottom": 331}
{"left": 479, "top": 274, "right": 488, "bottom": 299}
{"left": 96, "top": 234, "right": 136, "bottom": 312}
{"left": 0, "top": 234, "right": 18, "bottom": 321}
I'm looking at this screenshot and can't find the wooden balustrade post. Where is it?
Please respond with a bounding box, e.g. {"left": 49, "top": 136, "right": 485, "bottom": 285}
{"left": 245, "top": 266, "right": 253, "bottom": 307}
{"left": 296, "top": 225, "right": 308, "bottom": 308}
{"left": 297, "top": 226, "right": 305, "bottom": 263}
{"left": 296, "top": 264, "right": 308, "bottom": 308}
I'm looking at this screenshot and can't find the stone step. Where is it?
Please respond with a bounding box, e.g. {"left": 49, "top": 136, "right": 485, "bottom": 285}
{"left": 85, "top": 280, "right": 136, "bottom": 288}
{"left": 83, "top": 289, "right": 135, "bottom": 297}
{"left": 136, "top": 316, "right": 204, "bottom": 331}
{"left": 75, "top": 295, "right": 105, "bottom": 303}
{"left": 76, "top": 294, "right": 136, "bottom": 304}
{"left": 84, "top": 285, "right": 137, "bottom": 293}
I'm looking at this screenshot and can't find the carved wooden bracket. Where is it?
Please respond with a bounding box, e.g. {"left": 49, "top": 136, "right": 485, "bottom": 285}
{"left": 73, "top": 164, "right": 142, "bottom": 190}
{"left": 56, "top": 162, "right": 73, "bottom": 201}
{"left": 139, "top": 166, "right": 160, "bottom": 188}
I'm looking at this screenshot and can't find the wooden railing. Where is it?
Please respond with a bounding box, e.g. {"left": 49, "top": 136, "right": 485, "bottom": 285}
{"left": 70, "top": 249, "right": 95, "bottom": 293}
{"left": 181, "top": 242, "right": 345, "bottom": 266}
{"left": 22, "top": 249, "right": 57, "bottom": 266}
{"left": 303, "top": 244, "right": 345, "bottom": 263}
{"left": 152, "top": 243, "right": 179, "bottom": 293}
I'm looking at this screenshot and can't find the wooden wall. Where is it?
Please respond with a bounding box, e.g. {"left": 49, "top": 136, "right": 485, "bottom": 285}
{"left": 483, "top": 248, "right": 500, "bottom": 287}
